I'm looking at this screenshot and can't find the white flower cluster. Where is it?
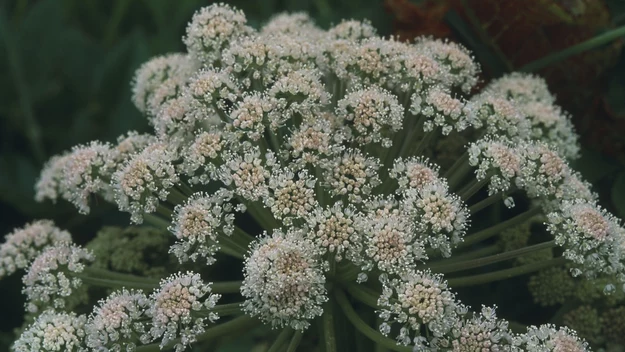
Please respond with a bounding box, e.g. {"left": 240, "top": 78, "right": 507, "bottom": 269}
{"left": 241, "top": 228, "right": 327, "bottom": 330}
{"left": 170, "top": 190, "right": 238, "bottom": 264}
{"left": 0, "top": 220, "right": 71, "bottom": 278}
{"left": 85, "top": 289, "right": 150, "bottom": 352}
{"left": 378, "top": 271, "right": 459, "bottom": 345}
{"left": 21, "top": 3, "right": 624, "bottom": 352}
{"left": 22, "top": 242, "right": 94, "bottom": 313}
{"left": 147, "top": 272, "right": 220, "bottom": 351}
{"left": 13, "top": 310, "right": 86, "bottom": 352}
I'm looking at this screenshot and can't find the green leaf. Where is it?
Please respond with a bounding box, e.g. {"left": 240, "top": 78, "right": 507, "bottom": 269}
{"left": 613, "top": 172, "right": 625, "bottom": 219}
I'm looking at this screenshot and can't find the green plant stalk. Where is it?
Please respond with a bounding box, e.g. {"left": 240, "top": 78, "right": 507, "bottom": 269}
{"left": 211, "top": 281, "right": 242, "bottom": 294}
{"left": 143, "top": 213, "right": 171, "bottom": 230}
{"left": 430, "top": 240, "right": 557, "bottom": 274}
{"left": 459, "top": 207, "right": 541, "bottom": 249}
{"left": 211, "top": 302, "right": 243, "bottom": 316}
{"left": 431, "top": 244, "right": 500, "bottom": 264}
{"left": 458, "top": 177, "right": 490, "bottom": 201}
{"left": 267, "top": 328, "right": 293, "bottom": 352}
{"left": 75, "top": 275, "right": 158, "bottom": 290}
{"left": 83, "top": 266, "right": 159, "bottom": 284}
{"left": 468, "top": 192, "right": 505, "bottom": 214}
{"left": 135, "top": 315, "right": 260, "bottom": 352}
{"left": 447, "top": 257, "right": 567, "bottom": 287}
{"left": 167, "top": 187, "right": 189, "bottom": 206}
{"left": 520, "top": 25, "right": 625, "bottom": 72}
{"left": 286, "top": 331, "right": 304, "bottom": 352}
{"left": 345, "top": 284, "right": 379, "bottom": 309}
{"left": 445, "top": 151, "right": 471, "bottom": 190}
{"left": 335, "top": 289, "right": 412, "bottom": 352}
{"left": 323, "top": 298, "right": 338, "bottom": 352}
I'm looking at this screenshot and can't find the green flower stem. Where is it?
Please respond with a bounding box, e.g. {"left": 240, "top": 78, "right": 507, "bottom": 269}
{"left": 75, "top": 275, "right": 158, "bottom": 290}
{"left": 217, "top": 242, "right": 245, "bottom": 259}
{"left": 155, "top": 204, "right": 173, "bottom": 218}
{"left": 243, "top": 199, "right": 279, "bottom": 230}
{"left": 135, "top": 315, "right": 260, "bottom": 352}
{"left": 232, "top": 225, "right": 255, "bottom": 246}
{"left": 286, "top": 330, "right": 304, "bottom": 352}
{"left": 458, "top": 176, "right": 491, "bottom": 201}
{"left": 337, "top": 262, "right": 361, "bottom": 282}
{"left": 410, "top": 128, "right": 436, "bottom": 157}
{"left": 459, "top": 207, "right": 541, "bottom": 249}
{"left": 345, "top": 284, "right": 379, "bottom": 309}
{"left": 315, "top": 166, "right": 326, "bottom": 207}
{"left": 468, "top": 192, "right": 504, "bottom": 214}
{"left": 335, "top": 289, "right": 412, "bottom": 352}
{"left": 210, "top": 302, "right": 243, "bottom": 316}
{"left": 143, "top": 213, "right": 171, "bottom": 230}
{"left": 267, "top": 328, "right": 294, "bottom": 352}
{"left": 178, "top": 181, "right": 195, "bottom": 198}
{"left": 323, "top": 298, "right": 338, "bottom": 352}
{"left": 218, "top": 234, "right": 247, "bottom": 259}
{"left": 431, "top": 244, "right": 500, "bottom": 264}
{"left": 520, "top": 25, "right": 625, "bottom": 72}
{"left": 167, "top": 187, "right": 189, "bottom": 206}
{"left": 430, "top": 240, "right": 557, "bottom": 274}
{"left": 448, "top": 257, "right": 566, "bottom": 287}
{"left": 82, "top": 266, "right": 159, "bottom": 284}
{"left": 445, "top": 151, "right": 471, "bottom": 190}
{"left": 268, "top": 129, "right": 282, "bottom": 157}
{"left": 211, "top": 281, "right": 242, "bottom": 294}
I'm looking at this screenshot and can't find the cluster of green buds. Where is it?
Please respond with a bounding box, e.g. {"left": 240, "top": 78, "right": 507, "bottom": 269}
{"left": 2, "top": 3, "right": 624, "bottom": 352}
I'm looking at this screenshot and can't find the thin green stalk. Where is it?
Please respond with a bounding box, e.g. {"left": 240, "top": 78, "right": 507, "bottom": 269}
{"left": 458, "top": 177, "right": 489, "bottom": 201}
{"left": 430, "top": 244, "right": 500, "bottom": 265}
{"left": 267, "top": 328, "right": 293, "bottom": 352}
{"left": 211, "top": 281, "right": 242, "bottom": 294}
{"left": 168, "top": 188, "right": 189, "bottom": 206}
{"left": 231, "top": 226, "right": 255, "bottom": 247}
{"left": 218, "top": 234, "right": 247, "bottom": 259}
{"left": 211, "top": 302, "right": 243, "bottom": 316}
{"left": 430, "top": 240, "right": 556, "bottom": 274}
{"left": 323, "top": 299, "right": 338, "bottom": 352}
{"left": 218, "top": 242, "right": 245, "bottom": 259}
{"left": 76, "top": 275, "right": 158, "bottom": 290}
{"left": 135, "top": 315, "right": 259, "bottom": 352}
{"left": 459, "top": 207, "right": 541, "bottom": 249}
{"left": 445, "top": 151, "right": 471, "bottom": 190}
{"left": 468, "top": 193, "right": 500, "bottom": 214}
{"left": 143, "top": 213, "right": 171, "bottom": 230}
{"left": 345, "top": 284, "right": 379, "bottom": 309}
{"left": 83, "top": 266, "right": 159, "bottom": 284}
{"left": 286, "top": 331, "right": 304, "bottom": 352}
{"left": 447, "top": 257, "right": 566, "bottom": 288}
{"left": 335, "top": 289, "right": 412, "bottom": 352}
{"left": 337, "top": 262, "right": 361, "bottom": 282}
{"left": 520, "top": 25, "right": 625, "bottom": 72}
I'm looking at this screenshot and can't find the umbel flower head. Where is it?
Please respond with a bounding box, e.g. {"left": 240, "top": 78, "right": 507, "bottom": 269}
{"left": 13, "top": 3, "right": 625, "bottom": 352}
{"left": 147, "top": 272, "right": 220, "bottom": 352}
{"left": 13, "top": 309, "right": 86, "bottom": 352}
{"left": 0, "top": 220, "right": 71, "bottom": 278}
